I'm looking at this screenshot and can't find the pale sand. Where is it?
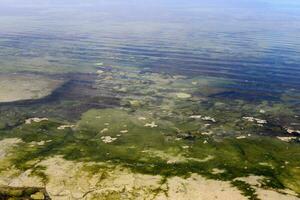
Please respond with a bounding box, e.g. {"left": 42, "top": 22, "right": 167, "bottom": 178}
{"left": 234, "top": 175, "right": 299, "bottom": 200}
{"left": 0, "top": 74, "right": 63, "bottom": 103}
{"left": 0, "top": 138, "right": 23, "bottom": 159}
{"left": 0, "top": 156, "right": 246, "bottom": 200}
{"left": 0, "top": 155, "right": 299, "bottom": 200}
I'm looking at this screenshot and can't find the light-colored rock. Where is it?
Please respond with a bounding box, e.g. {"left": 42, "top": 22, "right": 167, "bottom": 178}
{"left": 144, "top": 121, "right": 158, "bottom": 128}
{"left": 30, "top": 192, "right": 45, "bottom": 200}
{"left": 25, "top": 118, "right": 48, "bottom": 124}
{"left": 57, "top": 124, "right": 75, "bottom": 130}
{"left": 101, "top": 136, "right": 117, "bottom": 143}
{"left": 175, "top": 92, "right": 191, "bottom": 99}
{"left": 277, "top": 137, "right": 297, "bottom": 142}
{"left": 243, "top": 117, "right": 267, "bottom": 124}
{"left": 100, "top": 128, "right": 109, "bottom": 133}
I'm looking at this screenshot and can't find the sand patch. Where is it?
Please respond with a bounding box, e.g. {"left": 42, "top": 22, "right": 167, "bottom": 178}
{"left": 234, "top": 175, "right": 300, "bottom": 200}
{"left": 0, "top": 138, "right": 23, "bottom": 159}
{"left": 0, "top": 74, "right": 63, "bottom": 103}
{"left": 155, "top": 174, "right": 248, "bottom": 200}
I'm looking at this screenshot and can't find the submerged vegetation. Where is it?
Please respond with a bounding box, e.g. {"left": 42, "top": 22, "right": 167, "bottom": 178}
{"left": 0, "top": 65, "right": 299, "bottom": 199}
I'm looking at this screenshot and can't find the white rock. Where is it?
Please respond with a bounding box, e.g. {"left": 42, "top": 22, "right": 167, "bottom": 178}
{"left": 243, "top": 117, "right": 267, "bottom": 124}
{"left": 277, "top": 136, "right": 296, "bottom": 142}
{"left": 202, "top": 116, "right": 216, "bottom": 122}
{"left": 25, "top": 118, "right": 48, "bottom": 124}
{"left": 189, "top": 115, "right": 202, "bottom": 119}
{"left": 101, "top": 136, "right": 117, "bottom": 143}
{"left": 144, "top": 122, "right": 158, "bottom": 128}
{"left": 57, "top": 125, "right": 75, "bottom": 130}
{"left": 100, "top": 128, "right": 109, "bottom": 133}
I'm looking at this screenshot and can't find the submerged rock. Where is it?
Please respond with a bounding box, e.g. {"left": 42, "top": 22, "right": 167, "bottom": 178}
{"left": 144, "top": 122, "right": 158, "bottom": 128}
{"left": 175, "top": 92, "right": 192, "bottom": 99}
{"left": 177, "top": 132, "right": 196, "bottom": 140}
{"left": 57, "top": 124, "right": 75, "bottom": 130}
{"left": 25, "top": 118, "right": 48, "bottom": 124}
{"left": 277, "top": 136, "right": 297, "bottom": 142}
{"left": 30, "top": 192, "right": 45, "bottom": 200}
{"left": 243, "top": 117, "right": 267, "bottom": 125}
{"left": 101, "top": 136, "right": 117, "bottom": 143}
{"left": 285, "top": 128, "right": 300, "bottom": 135}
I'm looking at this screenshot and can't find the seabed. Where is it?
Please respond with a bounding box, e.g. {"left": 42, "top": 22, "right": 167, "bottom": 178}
{"left": 0, "top": 65, "right": 299, "bottom": 200}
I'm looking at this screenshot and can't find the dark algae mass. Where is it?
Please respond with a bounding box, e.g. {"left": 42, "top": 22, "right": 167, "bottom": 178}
{"left": 0, "top": 0, "right": 300, "bottom": 199}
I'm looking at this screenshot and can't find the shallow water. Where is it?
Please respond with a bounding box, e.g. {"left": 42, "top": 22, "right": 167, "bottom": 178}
{"left": 0, "top": 0, "right": 300, "bottom": 199}
{"left": 1, "top": 0, "right": 300, "bottom": 94}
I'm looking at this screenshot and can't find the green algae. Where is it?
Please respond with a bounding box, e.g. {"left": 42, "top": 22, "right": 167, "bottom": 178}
{"left": 1, "top": 108, "right": 299, "bottom": 195}
{"left": 231, "top": 180, "right": 259, "bottom": 200}
{"left": 0, "top": 65, "right": 299, "bottom": 198}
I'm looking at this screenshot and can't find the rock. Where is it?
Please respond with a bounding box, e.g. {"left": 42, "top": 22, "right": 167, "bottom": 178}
{"left": 129, "top": 100, "right": 142, "bottom": 107}
{"left": 57, "top": 124, "right": 75, "bottom": 130}
{"left": 201, "top": 131, "right": 213, "bottom": 135}
{"left": 25, "top": 118, "right": 48, "bottom": 124}
{"left": 101, "top": 136, "right": 117, "bottom": 143}
{"left": 100, "top": 128, "right": 109, "bottom": 133}
{"left": 189, "top": 115, "right": 216, "bottom": 122}
{"left": 95, "top": 62, "right": 103, "bottom": 66}
{"left": 144, "top": 122, "right": 158, "bottom": 128}
{"left": 96, "top": 70, "right": 104, "bottom": 75}
{"left": 243, "top": 117, "right": 267, "bottom": 124}
{"left": 177, "top": 132, "right": 196, "bottom": 140}
{"left": 189, "top": 115, "right": 202, "bottom": 119}
{"left": 201, "top": 116, "right": 216, "bottom": 123}
{"left": 175, "top": 92, "right": 191, "bottom": 99}
{"left": 285, "top": 128, "right": 300, "bottom": 135}
{"left": 30, "top": 192, "right": 45, "bottom": 200}
{"left": 277, "top": 137, "right": 297, "bottom": 142}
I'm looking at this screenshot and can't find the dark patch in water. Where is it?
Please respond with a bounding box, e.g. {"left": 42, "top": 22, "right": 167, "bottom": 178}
{"left": 0, "top": 72, "right": 121, "bottom": 122}
{"left": 209, "top": 90, "right": 280, "bottom": 102}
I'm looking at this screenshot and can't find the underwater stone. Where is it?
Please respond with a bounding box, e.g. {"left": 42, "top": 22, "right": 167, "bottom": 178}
{"left": 101, "top": 136, "right": 117, "bottom": 143}
{"left": 285, "top": 128, "right": 300, "bottom": 135}
{"left": 25, "top": 118, "right": 49, "bottom": 124}
{"left": 57, "top": 124, "right": 76, "bottom": 130}
{"left": 243, "top": 117, "right": 267, "bottom": 124}
{"left": 189, "top": 115, "right": 202, "bottom": 119}
{"left": 129, "top": 100, "right": 142, "bottom": 107}
{"left": 177, "top": 132, "right": 196, "bottom": 140}
{"left": 144, "top": 122, "right": 158, "bottom": 128}
{"left": 277, "top": 136, "right": 297, "bottom": 142}
{"left": 175, "top": 92, "right": 192, "bottom": 99}
{"left": 100, "top": 128, "right": 109, "bottom": 133}
{"left": 30, "top": 192, "right": 45, "bottom": 200}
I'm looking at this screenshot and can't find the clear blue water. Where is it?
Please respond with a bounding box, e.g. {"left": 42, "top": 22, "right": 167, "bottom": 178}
{"left": 0, "top": 0, "right": 300, "bottom": 97}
